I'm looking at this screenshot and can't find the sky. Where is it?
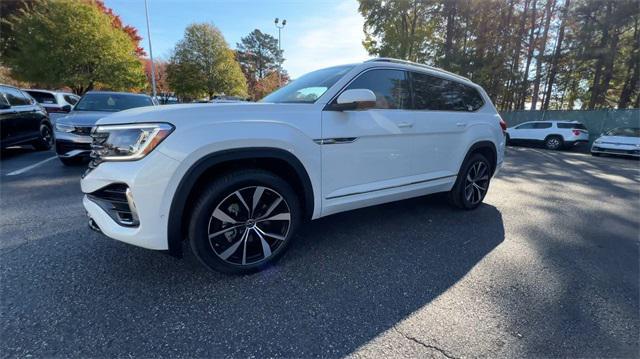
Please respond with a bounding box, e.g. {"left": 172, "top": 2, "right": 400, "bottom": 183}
{"left": 104, "top": 0, "right": 372, "bottom": 78}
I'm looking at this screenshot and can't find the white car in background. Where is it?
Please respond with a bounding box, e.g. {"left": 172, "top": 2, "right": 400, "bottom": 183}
{"left": 505, "top": 120, "right": 589, "bottom": 150}
{"left": 591, "top": 127, "right": 640, "bottom": 158}
{"left": 23, "top": 89, "right": 80, "bottom": 122}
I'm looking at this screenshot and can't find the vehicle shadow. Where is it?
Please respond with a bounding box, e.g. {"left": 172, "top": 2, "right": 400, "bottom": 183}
{"left": 1, "top": 194, "right": 504, "bottom": 357}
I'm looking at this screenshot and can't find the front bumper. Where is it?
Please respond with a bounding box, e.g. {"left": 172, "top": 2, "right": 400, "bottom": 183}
{"left": 591, "top": 144, "right": 640, "bottom": 157}
{"left": 54, "top": 130, "right": 93, "bottom": 157}
{"left": 81, "top": 150, "right": 181, "bottom": 250}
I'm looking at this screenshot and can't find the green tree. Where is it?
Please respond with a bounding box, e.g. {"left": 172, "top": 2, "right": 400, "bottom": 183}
{"left": 167, "top": 23, "right": 247, "bottom": 100}
{"left": 236, "top": 29, "right": 286, "bottom": 100}
{"left": 2, "top": 0, "right": 146, "bottom": 94}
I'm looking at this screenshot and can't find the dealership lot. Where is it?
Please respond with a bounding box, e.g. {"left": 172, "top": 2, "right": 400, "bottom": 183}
{"left": 1, "top": 147, "right": 638, "bottom": 358}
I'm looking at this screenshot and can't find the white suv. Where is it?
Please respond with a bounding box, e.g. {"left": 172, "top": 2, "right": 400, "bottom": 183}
{"left": 81, "top": 58, "right": 506, "bottom": 274}
{"left": 505, "top": 120, "right": 589, "bottom": 150}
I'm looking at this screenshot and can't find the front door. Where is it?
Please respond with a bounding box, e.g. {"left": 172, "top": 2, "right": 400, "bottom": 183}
{"left": 320, "top": 69, "right": 415, "bottom": 211}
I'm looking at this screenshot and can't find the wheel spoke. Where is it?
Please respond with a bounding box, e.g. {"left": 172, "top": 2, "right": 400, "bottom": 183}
{"left": 258, "top": 212, "right": 291, "bottom": 222}
{"left": 473, "top": 182, "right": 487, "bottom": 192}
{"left": 208, "top": 224, "right": 243, "bottom": 239}
{"left": 252, "top": 186, "right": 265, "bottom": 215}
{"left": 219, "top": 228, "right": 248, "bottom": 260}
{"left": 255, "top": 225, "right": 286, "bottom": 241}
{"left": 253, "top": 228, "right": 272, "bottom": 258}
{"left": 234, "top": 191, "right": 250, "bottom": 213}
{"left": 260, "top": 197, "right": 283, "bottom": 220}
{"left": 212, "top": 208, "right": 238, "bottom": 224}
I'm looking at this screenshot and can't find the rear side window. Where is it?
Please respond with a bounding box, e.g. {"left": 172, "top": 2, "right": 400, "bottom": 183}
{"left": 2, "top": 86, "right": 30, "bottom": 106}
{"left": 557, "top": 122, "right": 586, "bottom": 129}
{"left": 516, "top": 123, "right": 535, "bottom": 129}
{"left": 346, "top": 69, "right": 410, "bottom": 109}
{"left": 533, "top": 122, "right": 552, "bottom": 129}
{"left": 26, "top": 91, "right": 57, "bottom": 104}
{"left": 63, "top": 95, "right": 79, "bottom": 105}
{"left": 411, "top": 72, "right": 484, "bottom": 111}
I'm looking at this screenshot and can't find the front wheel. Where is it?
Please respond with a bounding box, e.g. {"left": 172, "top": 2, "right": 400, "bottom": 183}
{"left": 32, "top": 123, "right": 54, "bottom": 151}
{"left": 449, "top": 153, "right": 491, "bottom": 210}
{"left": 189, "top": 169, "right": 301, "bottom": 274}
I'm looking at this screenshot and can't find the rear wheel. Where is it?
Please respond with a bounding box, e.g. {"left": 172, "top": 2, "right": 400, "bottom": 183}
{"left": 189, "top": 169, "right": 301, "bottom": 274}
{"left": 449, "top": 153, "right": 491, "bottom": 210}
{"left": 544, "top": 136, "right": 563, "bottom": 150}
{"left": 32, "top": 123, "right": 54, "bottom": 151}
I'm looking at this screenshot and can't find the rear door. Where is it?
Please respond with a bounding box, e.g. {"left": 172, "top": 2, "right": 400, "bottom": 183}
{"left": 410, "top": 71, "right": 485, "bottom": 177}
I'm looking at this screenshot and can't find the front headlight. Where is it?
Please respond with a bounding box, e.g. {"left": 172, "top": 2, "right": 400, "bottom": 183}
{"left": 594, "top": 139, "right": 602, "bottom": 144}
{"left": 55, "top": 123, "right": 75, "bottom": 132}
{"left": 91, "top": 123, "right": 174, "bottom": 161}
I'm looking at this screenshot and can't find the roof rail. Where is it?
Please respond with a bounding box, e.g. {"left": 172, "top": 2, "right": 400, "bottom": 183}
{"left": 365, "top": 57, "right": 471, "bottom": 82}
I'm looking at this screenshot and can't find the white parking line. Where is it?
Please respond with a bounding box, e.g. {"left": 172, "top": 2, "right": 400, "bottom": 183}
{"left": 5, "top": 156, "right": 58, "bottom": 176}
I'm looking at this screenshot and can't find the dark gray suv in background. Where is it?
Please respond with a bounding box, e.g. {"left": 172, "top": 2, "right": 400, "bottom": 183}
{"left": 0, "top": 84, "right": 53, "bottom": 151}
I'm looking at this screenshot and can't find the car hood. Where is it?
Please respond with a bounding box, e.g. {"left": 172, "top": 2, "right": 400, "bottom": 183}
{"left": 595, "top": 135, "right": 640, "bottom": 145}
{"left": 94, "top": 102, "right": 317, "bottom": 127}
{"left": 56, "top": 111, "right": 114, "bottom": 126}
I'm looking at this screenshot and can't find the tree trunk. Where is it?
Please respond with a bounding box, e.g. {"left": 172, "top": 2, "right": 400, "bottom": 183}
{"left": 531, "top": 0, "right": 555, "bottom": 110}
{"left": 519, "top": 0, "right": 538, "bottom": 109}
{"left": 443, "top": 0, "right": 458, "bottom": 65}
{"left": 618, "top": 18, "right": 639, "bottom": 108}
{"left": 588, "top": 1, "right": 613, "bottom": 109}
{"left": 542, "top": 0, "right": 571, "bottom": 110}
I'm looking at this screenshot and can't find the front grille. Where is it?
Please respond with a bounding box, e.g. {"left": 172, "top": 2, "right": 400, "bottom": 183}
{"left": 87, "top": 184, "right": 139, "bottom": 227}
{"left": 72, "top": 126, "right": 93, "bottom": 135}
{"left": 56, "top": 140, "right": 92, "bottom": 154}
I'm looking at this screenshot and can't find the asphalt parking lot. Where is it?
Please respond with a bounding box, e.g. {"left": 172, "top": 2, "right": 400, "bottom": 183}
{"left": 1, "top": 146, "right": 638, "bottom": 358}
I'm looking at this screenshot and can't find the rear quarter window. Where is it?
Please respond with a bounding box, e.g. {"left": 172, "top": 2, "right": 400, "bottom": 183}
{"left": 411, "top": 72, "right": 484, "bottom": 112}
{"left": 26, "top": 91, "right": 57, "bottom": 104}
{"left": 557, "top": 123, "right": 587, "bottom": 129}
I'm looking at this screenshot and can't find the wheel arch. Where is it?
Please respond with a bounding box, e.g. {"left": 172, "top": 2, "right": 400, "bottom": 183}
{"left": 167, "top": 147, "right": 314, "bottom": 257}
{"left": 462, "top": 141, "right": 498, "bottom": 176}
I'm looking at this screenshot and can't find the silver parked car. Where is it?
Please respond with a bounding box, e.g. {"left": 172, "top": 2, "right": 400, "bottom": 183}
{"left": 54, "top": 91, "right": 156, "bottom": 165}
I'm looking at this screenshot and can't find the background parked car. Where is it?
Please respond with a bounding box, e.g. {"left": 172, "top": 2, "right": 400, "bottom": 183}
{"left": 0, "top": 84, "right": 53, "bottom": 151}
{"left": 23, "top": 89, "right": 80, "bottom": 122}
{"left": 506, "top": 121, "right": 589, "bottom": 150}
{"left": 591, "top": 127, "right": 640, "bottom": 158}
{"left": 54, "top": 91, "right": 156, "bottom": 165}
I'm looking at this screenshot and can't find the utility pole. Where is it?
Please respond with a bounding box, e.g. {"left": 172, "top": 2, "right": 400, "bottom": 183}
{"left": 144, "top": 0, "right": 157, "bottom": 99}
{"left": 274, "top": 18, "right": 286, "bottom": 85}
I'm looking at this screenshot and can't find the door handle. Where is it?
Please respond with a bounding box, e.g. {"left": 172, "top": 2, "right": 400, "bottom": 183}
{"left": 456, "top": 122, "right": 467, "bottom": 127}
{"left": 397, "top": 122, "right": 413, "bottom": 128}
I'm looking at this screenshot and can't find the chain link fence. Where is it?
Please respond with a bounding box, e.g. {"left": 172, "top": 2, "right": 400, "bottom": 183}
{"left": 500, "top": 109, "right": 640, "bottom": 146}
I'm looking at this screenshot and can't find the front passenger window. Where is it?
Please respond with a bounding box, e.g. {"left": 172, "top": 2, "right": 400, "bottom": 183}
{"left": 345, "top": 69, "right": 410, "bottom": 109}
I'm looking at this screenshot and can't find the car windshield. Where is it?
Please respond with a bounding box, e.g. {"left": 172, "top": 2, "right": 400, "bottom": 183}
{"left": 261, "top": 65, "right": 355, "bottom": 104}
{"left": 74, "top": 93, "right": 153, "bottom": 112}
{"left": 605, "top": 127, "right": 640, "bottom": 137}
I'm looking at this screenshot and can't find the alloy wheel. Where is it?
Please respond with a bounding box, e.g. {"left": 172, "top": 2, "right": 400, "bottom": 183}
{"left": 547, "top": 137, "right": 561, "bottom": 150}
{"left": 207, "top": 186, "right": 291, "bottom": 266}
{"left": 464, "top": 161, "right": 489, "bottom": 205}
{"left": 41, "top": 125, "right": 53, "bottom": 146}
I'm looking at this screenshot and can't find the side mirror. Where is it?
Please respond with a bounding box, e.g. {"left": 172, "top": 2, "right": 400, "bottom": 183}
{"left": 331, "top": 89, "right": 376, "bottom": 111}
{"left": 61, "top": 104, "right": 72, "bottom": 112}
{"left": 0, "top": 103, "right": 10, "bottom": 110}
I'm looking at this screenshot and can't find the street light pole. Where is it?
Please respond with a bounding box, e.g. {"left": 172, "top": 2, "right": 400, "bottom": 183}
{"left": 144, "top": 0, "right": 157, "bottom": 99}
{"left": 274, "top": 18, "right": 286, "bottom": 85}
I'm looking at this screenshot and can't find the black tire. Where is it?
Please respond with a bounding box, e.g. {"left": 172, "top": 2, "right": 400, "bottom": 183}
{"left": 188, "top": 169, "right": 301, "bottom": 274}
{"left": 505, "top": 134, "right": 511, "bottom": 146}
{"left": 448, "top": 153, "right": 492, "bottom": 210}
{"left": 59, "top": 156, "right": 85, "bottom": 166}
{"left": 32, "top": 123, "right": 54, "bottom": 151}
{"left": 544, "top": 135, "right": 563, "bottom": 150}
